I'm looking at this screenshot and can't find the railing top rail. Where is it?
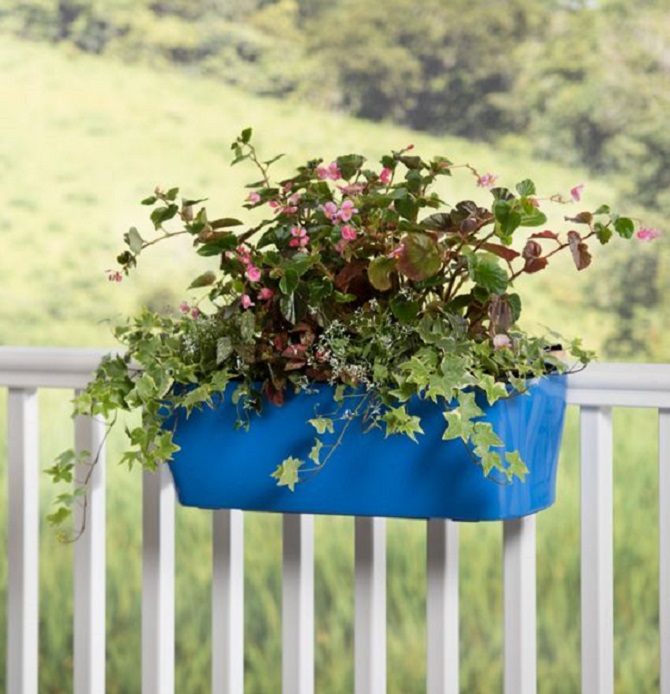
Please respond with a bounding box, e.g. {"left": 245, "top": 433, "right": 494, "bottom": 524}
{"left": 0, "top": 347, "right": 669, "bottom": 403}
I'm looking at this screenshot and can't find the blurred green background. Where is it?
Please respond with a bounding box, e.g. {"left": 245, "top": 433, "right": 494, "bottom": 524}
{"left": 0, "top": 1, "right": 668, "bottom": 691}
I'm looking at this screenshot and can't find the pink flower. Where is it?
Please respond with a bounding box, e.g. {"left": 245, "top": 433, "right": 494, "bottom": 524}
{"left": 288, "top": 192, "right": 301, "bottom": 206}
{"left": 322, "top": 201, "right": 339, "bottom": 221}
{"left": 106, "top": 270, "right": 123, "bottom": 283}
{"left": 269, "top": 200, "right": 281, "bottom": 211}
{"left": 247, "top": 192, "right": 261, "bottom": 204}
{"left": 493, "top": 334, "right": 512, "bottom": 350}
{"left": 246, "top": 265, "right": 262, "bottom": 282}
{"left": 241, "top": 294, "right": 255, "bottom": 309}
{"left": 379, "top": 167, "right": 393, "bottom": 184}
{"left": 338, "top": 199, "right": 358, "bottom": 222}
{"left": 335, "top": 239, "right": 349, "bottom": 255}
{"left": 570, "top": 184, "right": 584, "bottom": 202}
{"left": 316, "top": 161, "right": 341, "bottom": 180}
{"left": 280, "top": 206, "right": 298, "bottom": 215}
{"left": 341, "top": 225, "right": 357, "bottom": 241}
{"left": 289, "top": 226, "right": 309, "bottom": 248}
{"left": 387, "top": 246, "right": 403, "bottom": 259}
{"left": 258, "top": 287, "right": 275, "bottom": 301}
{"left": 477, "top": 173, "right": 498, "bottom": 189}
{"left": 528, "top": 197, "right": 540, "bottom": 208}
{"left": 282, "top": 182, "right": 293, "bottom": 192}
{"left": 190, "top": 307, "right": 201, "bottom": 319}
{"left": 337, "top": 182, "right": 366, "bottom": 195}
{"left": 236, "top": 245, "right": 251, "bottom": 265}
{"left": 636, "top": 226, "right": 661, "bottom": 242}
{"left": 179, "top": 301, "right": 190, "bottom": 314}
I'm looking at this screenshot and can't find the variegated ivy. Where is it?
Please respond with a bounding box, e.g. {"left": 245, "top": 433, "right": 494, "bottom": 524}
{"left": 48, "top": 127, "right": 657, "bottom": 538}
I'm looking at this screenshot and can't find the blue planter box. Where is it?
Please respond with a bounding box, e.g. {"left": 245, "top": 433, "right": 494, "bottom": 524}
{"left": 167, "top": 375, "right": 567, "bottom": 521}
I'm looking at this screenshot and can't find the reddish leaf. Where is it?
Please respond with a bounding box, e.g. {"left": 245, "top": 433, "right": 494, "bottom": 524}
{"left": 334, "top": 259, "right": 368, "bottom": 292}
{"left": 529, "top": 230, "right": 559, "bottom": 240}
{"left": 522, "top": 240, "right": 548, "bottom": 273}
{"left": 567, "top": 230, "right": 592, "bottom": 270}
{"left": 481, "top": 242, "right": 520, "bottom": 262}
{"left": 264, "top": 381, "right": 285, "bottom": 406}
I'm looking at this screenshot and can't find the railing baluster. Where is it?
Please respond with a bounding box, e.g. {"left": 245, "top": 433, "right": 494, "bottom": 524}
{"left": 355, "top": 516, "right": 386, "bottom": 694}
{"left": 73, "top": 405, "right": 107, "bottom": 694}
{"left": 580, "top": 406, "right": 614, "bottom": 694}
{"left": 142, "top": 465, "right": 176, "bottom": 694}
{"left": 503, "top": 515, "right": 537, "bottom": 694}
{"left": 212, "top": 509, "right": 245, "bottom": 694}
{"left": 7, "top": 388, "right": 39, "bottom": 694}
{"left": 660, "top": 409, "right": 670, "bottom": 694}
{"left": 426, "top": 519, "right": 459, "bottom": 694}
{"left": 282, "top": 514, "right": 314, "bottom": 694}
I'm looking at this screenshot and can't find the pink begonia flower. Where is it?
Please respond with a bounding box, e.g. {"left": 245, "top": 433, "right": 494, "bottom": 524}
{"left": 288, "top": 192, "right": 301, "bottom": 205}
{"left": 528, "top": 197, "right": 540, "bottom": 208}
{"left": 316, "top": 161, "right": 342, "bottom": 180}
{"left": 190, "top": 307, "right": 201, "bottom": 319}
{"left": 246, "top": 265, "right": 262, "bottom": 282}
{"left": 269, "top": 200, "right": 281, "bottom": 211}
{"left": 493, "top": 334, "right": 512, "bottom": 350}
{"left": 477, "top": 173, "right": 498, "bottom": 189}
{"left": 289, "top": 226, "right": 310, "bottom": 248}
{"left": 636, "top": 227, "right": 662, "bottom": 242}
{"left": 106, "top": 270, "right": 123, "bottom": 283}
{"left": 241, "top": 294, "right": 255, "bottom": 309}
{"left": 338, "top": 199, "right": 358, "bottom": 222}
{"left": 280, "top": 206, "right": 298, "bottom": 215}
{"left": 258, "top": 287, "right": 275, "bottom": 301}
{"left": 247, "top": 192, "right": 261, "bottom": 204}
{"left": 282, "top": 181, "right": 293, "bottom": 192}
{"left": 570, "top": 184, "right": 584, "bottom": 202}
{"left": 335, "top": 239, "right": 349, "bottom": 255}
{"left": 388, "top": 246, "right": 403, "bottom": 259}
{"left": 341, "top": 225, "right": 357, "bottom": 241}
{"left": 322, "top": 201, "right": 339, "bottom": 221}
{"left": 179, "top": 301, "right": 190, "bottom": 314}
{"left": 379, "top": 167, "right": 393, "bottom": 184}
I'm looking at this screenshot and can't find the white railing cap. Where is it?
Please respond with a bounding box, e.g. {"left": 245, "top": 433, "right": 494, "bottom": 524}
{"left": 0, "top": 346, "right": 114, "bottom": 389}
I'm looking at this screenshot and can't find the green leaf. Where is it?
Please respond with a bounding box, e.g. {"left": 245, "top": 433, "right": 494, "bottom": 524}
{"left": 394, "top": 196, "right": 419, "bottom": 221}
{"left": 238, "top": 310, "right": 255, "bottom": 342}
{"left": 515, "top": 179, "right": 536, "bottom": 196}
{"left": 368, "top": 256, "right": 396, "bottom": 291}
{"left": 390, "top": 295, "right": 419, "bottom": 324}
{"left": 336, "top": 154, "right": 366, "bottom": 179}
{"left": 188, "top": 271, "right": 216, "bottom": 289}
{"left": 396, "top": 233, "right": 441, "bottom": 281}
{"left": 614, "top": 216, "right": 635, "bottom": 239}
{"left": 279, "top": 269, "right": 299, "bottom": 296}
{"left": 150, "top": 204, "right": 179, "bottom": 229}
{"left": 240, "top": 127, "right": 253, "bottom": 144}
{"left": 210, "top": 217, "right": 244, "bottom": 229}
{"left": 507, "top": 293, "right": 522, "bottom": 322}
{"left": 472, "top": 258, "right": 508, "bottom": 295}
{"left": 492, "top": 200, "right": 522, "bottom": 237}
{"left": 309, "top": 417, "right": 334, "bottom": 434}
{"left": 472, "top": 421, "right": 503, "bottom": 448}
{"left": 271, "top": 457, "right": 303, "bottom": 491}
{"left": 595, "top": 222, "right": 613, "bottom": 245}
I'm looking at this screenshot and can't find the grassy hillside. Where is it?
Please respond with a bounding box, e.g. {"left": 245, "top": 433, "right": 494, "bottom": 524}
{"left": 0, "top": 36, "right": 662, "bottom": 692}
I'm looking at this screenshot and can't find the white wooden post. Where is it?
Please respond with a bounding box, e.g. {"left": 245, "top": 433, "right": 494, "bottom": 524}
{"left": 660, "top": 409, "right": 670, "bottom": 694}
{"left": 282, "top": 514, "right": 314, "bottom": 694}
{"left": 73, "top": 406, "right": 107, "bottom": 694}
{"left": 142, "top": 465, "right": 176, "bottom": 694}
{"left": 212, "top": 509, "right": 245, "bottom": 694}
{"left": 503, "top": 515, "right": 537, "bottom": 694}
{"left": 355, "top": 516, "right": 386, "bottom": 694}
{"left": 580, "top": 406, "right": 614, "bottom": 694}
{"left": 7, "top": 388, "right": 39, "bottom": 694}
{"left": 426, "top": 519, "right": 459, "bottom": 694}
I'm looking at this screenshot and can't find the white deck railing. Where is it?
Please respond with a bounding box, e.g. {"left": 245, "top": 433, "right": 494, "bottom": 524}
{"left": 1, "top": 347, "right": 670, "bottom": 694}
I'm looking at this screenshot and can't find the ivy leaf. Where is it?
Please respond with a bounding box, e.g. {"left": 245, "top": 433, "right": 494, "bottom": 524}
{"left": 309, "top": 417, "right": 334, "bottom": 434}
{"left": 478, "top": 449, "right": 502, "bottom": 477}
{"left": 472, "top": 421, "right": 503, "bottom": 448}
{"left": 505, "top": 450, "right": 529, "bottom": 482}
{"left": 382, "top": 406, "right": 424, "bottom": 442}
{"left": 270, "top": 457, "right": 303, "bottom": 491}
{"left": 479, "top": 375, "right": 508, "bottom": 405}
{"left": 308, "top": 439, "right": 324, "bottom": 465}
{"left": 442, "top": 391, "right": 484, "bottom": 441}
